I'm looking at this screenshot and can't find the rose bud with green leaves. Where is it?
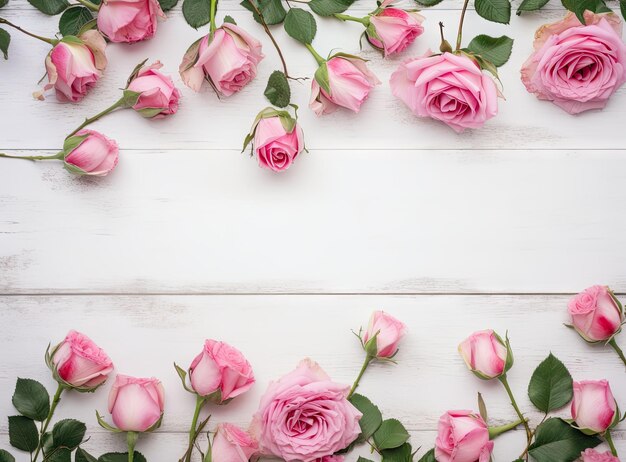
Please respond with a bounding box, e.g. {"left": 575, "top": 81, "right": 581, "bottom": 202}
{"left": 97, "top": 0, "right": 166, "bottom": 43}
{"left": 126, "top": 60, "right": 180, "bottom": 118}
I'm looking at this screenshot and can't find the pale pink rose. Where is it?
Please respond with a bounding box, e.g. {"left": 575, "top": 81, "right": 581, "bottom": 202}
{"left": 580, "top": 449, "right": 620, "bottom": 462}
{"left": 50, "top": 330, "right": 113, "bottom": 389}
{"left": 189, "top": 339, "right": 255, "bottom": 401}
{"left": 251, "top": 359, "right": 362, "bottom": 462}
{"left": 127, "top": 61, "right": 180, "bottom": 118}
{"left": 568, "top": 285, "right": 623, "bottom": 342}
{"left": 108, "top": 374, "right": 165, "bottom": 432}
{"left": 38, "top": 31, "right": 107, "bottom": 103}
{"left": 435, "top": 410, "right": 494, "bottom": 462}
{"left": 367, "top": 7, "right": 425, "bottom": 56}
{"left": 310, "top": 56, "right": 381, "bottom": 116}
{"left": 521, "top": 12, "right": 626, "bottom": 114}
{"left": 97, "top": 0, "right": 165, "bottom": 43}
{"left": 571, "top": 380, "right": 617, "bottom": 433}
{"left": 363, "top": 310, "right": 406, "bottom": 358}
{"left": 180, "top": 24, "right": 264, "bottom": 96}
{"left": 212, "top": 423, "right": 259, "bottom": 462}
{"left": 390, "top": 51, "right": 498, "bottom": 133}
{"left": 253, "top": 117, "right": 304, "bottom": 172}
{"left": 458, "top": 330, "right": 508, "bottom": 379}
{"left": 63, "top": 130, "right": 119, "bottom": 177}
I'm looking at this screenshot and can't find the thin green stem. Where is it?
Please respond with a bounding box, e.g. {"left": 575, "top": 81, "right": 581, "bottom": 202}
{"left": 0, "top": 18, "right": 57, "bottom": 45}
{"left": 455, "top": 0, "right": 470, "bottom": 51}
{"left": 33, "top": 384, "right": 64, "bottom": 462}
{"left": 304, "top": 43, "right": 326, "bottom": 66}
{"left": 182, "top": 396, "right": 207, "bottom": 462}
{"left": 75, "top": 0, "right": 100, "bottom": 11}
{"left": 127, "top": 432, "right": 138, "bottom": 462}
{"left": 488, "top": 418, "right": 526, "bottom": 439}
{"left": 608, "top": 338, "right": 626, "bottom": 368}
{"left": 68, "top": 97, "right": 126, "bottom": 137}
{"left": 0, "top": 152, "right": 63, "bottom": 161}
{"left": 605, "top": 430, "right": 618, "bottom": 457}
{"left": 498, "top": 375, "right": 532, "bottom": 446}
{"left": 333, "top": 13, "right": 370, "bottom": 26}
{"left": 348, "top": 355, "right": 373, "bottom": 399}
{"left": 209, "top": 0, "right": 217, "bottom": 33}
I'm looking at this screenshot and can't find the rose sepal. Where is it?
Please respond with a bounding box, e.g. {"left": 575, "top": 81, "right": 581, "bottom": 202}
{"left": 174, "top": 362, "right": 195, "bottom": 394}
{"left": 125, "top": 58, "right": 149, "bottom": 87}
{"left": 96, "top": 410, "right": 124, "bottom": 433}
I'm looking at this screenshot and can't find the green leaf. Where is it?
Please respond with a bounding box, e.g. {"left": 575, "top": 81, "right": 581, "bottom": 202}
{"left": 517, "top": 0, "right": 550, "bottom": 14}
{"left": 8, "top": 415, "right": 38, "bottom": 452}
{"left": 28, "top": 0, "right": 69, "bottom": 15}
{"left": 158, "top": 0, "right": 178, "bottom": 12}
{"left": 381, "top": 443, "right": 413, "bottom": 462}
{"left": 467, "top": 35, "right": 513, "bottom": 67}
{"left": 474, "top": 0, "right": 511, "bottom": 24}
{"left": 58, "top": 6, "right": 93, "bottom": 36}
{"left": 52, "top": 419, "right": 86, "bottom": 449}
{"left": 373, "top": 419, "right": 410, "bottom": 451}
{"left": 223, "top": 15, "right": 236, "bottom": 24}
{"left": 0, "top": 28, "right": 10, "bottom": 60}
{"left": 284, "top": 8, "right": 317, "bottom": 44}
{"left": 414, "top": 0, "right": 444, "bottom": 5}
{"left": 0, "top": 450, "right": 15, "bottom": 462}
{"left": 12, "top": 378, "right": 50, "bottom": 421}
{"left": 98, "top": 453, "right": 147, "bottom": 462}
{"left": 182, "top": 0, "right": 212, "bottom": 28}
{"left": 45, "top": 448, "right": 71, "bottom": 462}
{"left": 621, "top": 0, "right": 626, "bottom": 20}
{"left": 0, "top": 0, "right": 8, "bottom": 8}
{"left": 357, "top": 458, "right": 375, "bottom": 462}
{"left": 76, "top": 448, "right": 98, "bottom": 462}
{"left": 528, "top": 353, "right": 573, "bottom": 413}
{"left": 561, "top": 0, "right": 611, "bottom": 23}
{"left": 528, "top": 418, "right": 601, "bottom": 461}
{"left": 241, "top": 0, "right": 286, "bottom": 25}
{"left": 417, "top": 449, "right": 436, "bottom": 462}
{"left": 309, "top": 0, "right": 355, "bottom": 15}
{"left": 264, "top": 70, "right": 291, "bottom": 107}
{"left": 349, "top": 394, "right": 383, "bottom": 440}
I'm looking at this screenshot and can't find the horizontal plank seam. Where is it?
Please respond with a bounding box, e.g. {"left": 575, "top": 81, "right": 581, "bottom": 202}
{"left": 1, "top": 292, "right": 624, "bottom": 296}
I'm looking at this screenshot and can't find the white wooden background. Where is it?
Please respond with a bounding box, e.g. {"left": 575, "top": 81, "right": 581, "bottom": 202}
{"left": 1, "top": 0, "right": 626, "bottom": 460}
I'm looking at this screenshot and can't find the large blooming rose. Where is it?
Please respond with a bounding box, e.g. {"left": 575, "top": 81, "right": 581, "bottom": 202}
{"left": 212, "top": 423, "right": 258, "bottom": 462}
{"left": 458, "top": 330, "right": 510, "bottom": 380}
{"left": 97, "top": 0, "right": 165, "bottom": 43}
{"left": 435, "top": 410, "right": 494, "bottom": 462}
{"left": 390, "top": 51, "right": 498, "bottom": 133}
{"left": 367, "top": 1, "right": 424, "bottom": 56}
{"left": 568, "top": 285, "right": 623, "bottom": 342}
{"left": 521, "top": 11, "right": 626, "bottom": 114}
{"left": 571, "top": 380, "right": 618, "bottom": 433}
{"left": 251, "top": 359, "right": 362, "bottom": 461}
{"left": 126, "top": 61, "right": 180, "bottom": 118}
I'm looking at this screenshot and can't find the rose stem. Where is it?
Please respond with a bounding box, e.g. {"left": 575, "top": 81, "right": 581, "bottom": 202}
{"left": 32, "top": 384, "right": 64, "bottom": 462}
{"left": 0, "top": 18, "right": 57, "bottom": 45}
{"left": 333, "top": 13, "right": 369, "bottom": 25}
{"left": 488, "top": 418, "right": 527, "bottom": 439}
{"left": 606, "top": 430, "right": 618, "bottom": 456}
{"left": 0, "top": 152, "right": 63, "bottom": 161}
{"left": 183, "top": 396, "right": 207, "bottom": 462}
{"left": 67, "top": 97, "right": 128, "bottom": 137}
{"left": 209, "top": 0, "right": 218, "bottom": 34}
{"left": 608, "top": 339, "right": 626, "bottom": 368}
{"left": 455, "top": 0, "right": 470, "bottom": 51}
{"left": 304, "top": 43, "right": 326, "bottom": 66}
{"left": 127, "top": 432, "right": 138, "bottom": 462}
{"left": 348, "top": 355, "right": 374, "bottom": 399}
{"left": 498, "top": 375, "right": 532, "bottom": 445}
{"left": 75, "top": 0, "right": 100, "bottom": 11}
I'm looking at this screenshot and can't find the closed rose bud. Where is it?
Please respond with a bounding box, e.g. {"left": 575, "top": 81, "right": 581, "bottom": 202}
{"left": 435, "top": 410, "right": 494, "bottom": 462}
{"left": 571, "top": 380, "right": 618, "bottom": 434}
{"left": 48, "top": 330, "right": 113, "bottom": 390}
{"left": 189, "top": 339, "right": 254, "bottom": 402}
{"left": 310, "top": 56, "right": 381, "bottom": 116}
{"left": 581, "top": 449, "right": 620, "bottom": 462}
{"left": 568, "top": 285, "right": 623, "bottom": 342}
{"left": 108, "top": 375, "right": 165, "bottom": 432}
{"left": 180, "top": 24, "right": 264, "bottom": 96}
{"left": 367, "top": 5, "right": 424, "bottom": 56}
{"left": 211, "top": 423, "right": 258, "bottom": 462}
{"left": 97, "top": 0, "right": 165, "bottom": 43}
{"left": 126, "top": 61, "right": 180, "bottom": 118}
{"left": 62, "top": 130, "right": 119, "bottom": 177}
{"left": 458, "top": 329, "right": 511, "bottom": 380}
{"left": 363, "top": 311, "right": 406, "bottom": 358}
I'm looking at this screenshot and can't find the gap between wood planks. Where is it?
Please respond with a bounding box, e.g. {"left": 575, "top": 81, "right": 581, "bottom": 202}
{"left": 1, "top": 292, "right": 624, "bottom": 296}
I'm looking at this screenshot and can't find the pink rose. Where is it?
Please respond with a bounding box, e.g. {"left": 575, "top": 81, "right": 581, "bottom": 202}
{"left": 108, "top": 375, "right": 165, "bottom": 432}
{"left": 251, "top": 359, "right": 362, "bottom": 462}
{"left": 458, "top": 330, "right": 509, "bottom": 380}
{"left": 310, "top": 55, "right": 381, "bottom": 116}
{"left": 37, "top": 31, "right": 107, "bottom": 102}
{"left": 314, "top": 457, "right": 344, "bottom": 462}
{"left": 189, "top": 339, "right": 255, "bottom": 402}
{"left": 126, "top": 61, "right": 180, "bottom": 118}
{"left": 435, "top": 410, "right": 494, "bottom": 462}
{"left": 97, "top": 0, "right": 165, "bottom": 43}
{"left": 63, "top": 130, "right": 119, "bottom": 177}
{"left": 580, "top": 449, "right": 620, "bottom": 462}
{"left": 212, "top": 423, "right": 258, "bottom": 462}
{"left": 180, "top": 24, "right": 264, "bottom": 96}
{"left": 254, "top": 117, "right": 305, "bottom": 172}
{"left": 390, "top": 51, "right": 498, "bottom": 133}
{"left": 521, "top": 12, "right": 626, "bottom": 114}
{"left": 568, "top": 285, "right": 623, "bottom": 342}
{"left": 571, "top": 380, "right": 617, "bottom": 434}
{"left": 363, "top": 310, "right": 406, "bottom": 358}
{"left": 49, "top": 330, "right": 113, "bottom": 390}
{"left": 367, "top": 5, "right": 424, "bottom": 56}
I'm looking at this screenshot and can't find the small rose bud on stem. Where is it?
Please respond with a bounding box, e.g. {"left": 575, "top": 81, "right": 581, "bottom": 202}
{"left": 439, "top": 22, "right": 453, "bottom": 53}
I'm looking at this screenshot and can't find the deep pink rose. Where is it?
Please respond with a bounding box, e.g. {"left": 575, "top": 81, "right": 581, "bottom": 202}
{"left": 390, "top": 51, "right": 498, "bottom": 133}
{"left": 63, "top": 130, "right": 119, "bottom": 177}
{"left": 458, "top": 330, "right": 509, "bottom": 380}
{"left": 97, "top": 0, "right": 165, "bottom": 43}
{"left": 50, "top": 330, "right": 113, "bottom": 390}
{"left": 127, "top": 61, "right": 180, "bottom": 118}
{"left": 435, "top": 410, "right": 494, "bottom": 462}
{"left": 310, "top": 56, "right": 380, "bottom": 115}
{"left": 37, "top": 31, "right": 107, "bottom": 103}
{"left": 581, "top": 449, "right": 620, "bottom": 462}
{"left": 108, "top": 375, "right": 165, "bottom": 432}
{"left": 180, "top": 24, "right": 264, "bottom": 96}
{"left": 568, "top": 285, "right": 623, "bottom": 342}
{"left": 189, "top": 339, "right": 255, "bottom": 401}
{"left": 571, "top": 380, "right": 617, "bottom": 433}
{"left": 363, "top": 310, "right": 406, "bottom": 358}
{"left": 367, "top": 4, "right": 424, "bottom": 56}
{"left": 314, "top": 457, "right": 344, "bottom": 462}
{"left": 212, "top": 423, "right": 259, "bottom": 462}
{"left": 251, "top": 359, "right": 362, "bottom": 462}
{"left": 253, "top": 117, "right": 305, "bottom": 172}
{"left": 521, "top": 12, "right": 626, "bottom": 114}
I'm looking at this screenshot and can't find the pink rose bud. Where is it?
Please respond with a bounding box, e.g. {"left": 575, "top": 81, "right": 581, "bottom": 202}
{"left": 568, "top": 285, "right": 623, "bottom": 342}
{"left": 211, "top": 423, "right": 259, "bottom": 462}
{"left": 390, "top": 51, "right": 498, "bottom": 133}
{"left": 108, "top": 375, "right": 165, "bottom": 432}
{"left": 97, "top": 0, "right": 165, "bottom": 43}
{"left": 581, "top": 449, "right": 620, "bottom": 462}
{"left": 571, "top": 380, "right": 618, "bottom": 434}
{"left": 48, "top": 330, "right": 113, "bottom": 390}
{"left": 367, "top": 6, "right": 425, "bottom": 56}
{"left": 362, "top": 310, "right": 406, "bottom": 358}
{"left": 126, "top": 61, "right": 181, "bottom": 118}
{"left": 458, "top": 329, "right": 512, "bottom": 380}
{"left": 180, "top": 23, "right": 264, "bottom": 96}
{"left": 310, "top": 55, "right": 381, "bottom": 116}
{"left": 37, "top": 31, "right": 107, "bottom": 102}
{"left": 521, "top": 12, "right": 626, "bottom": 114}
{"left": 189, "top": 339, "right": 255, "bottom": 402}
{"left": 62, "top": 129, "right": 119, "bottom": 177}
{"left": 435, "top": 410, "right": 494, "bottom": 462}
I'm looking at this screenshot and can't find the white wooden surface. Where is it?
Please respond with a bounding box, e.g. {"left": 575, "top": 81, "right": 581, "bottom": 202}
{"left": 1, "top": 0, "right": 626, "bottom": 460}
